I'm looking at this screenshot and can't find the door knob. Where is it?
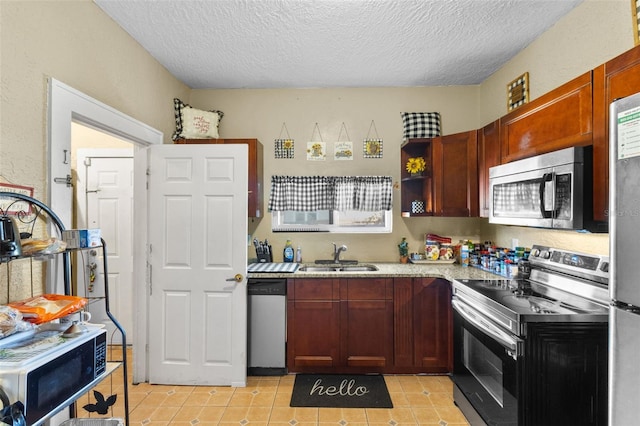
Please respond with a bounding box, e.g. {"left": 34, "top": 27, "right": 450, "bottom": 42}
{"left": 226, "top": 274, "right": 243, "bottom": 283}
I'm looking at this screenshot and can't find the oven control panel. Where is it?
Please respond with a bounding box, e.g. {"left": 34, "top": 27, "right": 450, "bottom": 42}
{"left": 529, "top": 245, "right": 609, "bottom": 284}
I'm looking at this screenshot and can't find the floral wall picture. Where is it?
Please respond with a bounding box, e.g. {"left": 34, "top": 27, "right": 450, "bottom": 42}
{"left": 363, "top": 139, "right": 383, "bottom": 158}
{"left": 334, "top": 141, "right": 353, "bottom": 160}
{"left": 307, "top": 141, "right": 326, "bottom": 161}
{"left": 274, "top": 138, "right": 294, "bottom": 159}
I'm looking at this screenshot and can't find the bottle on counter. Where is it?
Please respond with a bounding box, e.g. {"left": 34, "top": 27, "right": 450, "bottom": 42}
{"left": 296, "top": 246, "right": 302, "bottom": 263}
{"left": 283, "top": 239, "right": 294, "bottom": 263}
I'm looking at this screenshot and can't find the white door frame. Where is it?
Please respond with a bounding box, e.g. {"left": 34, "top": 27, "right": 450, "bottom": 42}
{"left": 48, "top": 78, "right": 163, "bottom": 383}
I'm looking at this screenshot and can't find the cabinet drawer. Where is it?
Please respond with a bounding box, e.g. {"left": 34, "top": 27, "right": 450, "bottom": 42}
{"left": 341, "top": 278, "right": 392, "bottom": 300}
{"left": 289, "top": 278, "right": 339, "bottom": 300}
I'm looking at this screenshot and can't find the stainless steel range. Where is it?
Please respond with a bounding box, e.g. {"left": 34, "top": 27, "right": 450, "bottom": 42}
{"left": 451, "top": 245, "right": 609, "bottom": 426}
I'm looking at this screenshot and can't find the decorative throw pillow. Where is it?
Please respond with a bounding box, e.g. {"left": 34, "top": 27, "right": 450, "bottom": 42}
{"left": 400, "top": 112, "right": 441, "bottom": 139}
{"left": 172, "top": 98, "right": 224, "bottom": 140}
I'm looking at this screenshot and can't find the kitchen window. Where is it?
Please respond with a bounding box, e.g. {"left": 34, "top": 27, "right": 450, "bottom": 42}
{"left": 269, "top": 176, "right": 392, "bottom": 233}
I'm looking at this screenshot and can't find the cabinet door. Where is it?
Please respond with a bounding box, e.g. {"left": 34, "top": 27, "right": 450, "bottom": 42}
{"left": 432, "top": 130, "right": 478, "bottom": 217}
{"left": 478, "top": 120, "right": 501, "bottom": 218}
{"left": 287, "top": 279, "right": 340, "bottom": 371}
{"left": 413, "top": 278, "right": 452, "bottom": 372}
{"left": 592, "top": 45, "right": 640, "bottom": 222}
{"left": 500, "top": 71, "right": 593, "bottom": 164}
{"left": 174, "top": 138, "right": 263, "bottom": 217}
{"left": 340, "top": 278, "right": 394, "bottom": 369}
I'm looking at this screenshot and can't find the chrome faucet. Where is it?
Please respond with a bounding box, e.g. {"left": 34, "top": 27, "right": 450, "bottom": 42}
{"left": 332, "top": 242, "right": 348, "bottom": 263}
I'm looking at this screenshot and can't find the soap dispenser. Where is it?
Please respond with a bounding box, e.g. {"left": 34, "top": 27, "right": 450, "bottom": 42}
{"left": 283, "top": 239, "right": 294, "bottom": 263}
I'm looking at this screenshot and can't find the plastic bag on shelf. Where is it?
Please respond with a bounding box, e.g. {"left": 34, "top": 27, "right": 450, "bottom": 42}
{"left": 20, "top": 237, "right": 67, "bottom": 256}
{"left": 0, "top": 305, "right": 35, "bottom": 338}
{"left": 7, "top": 294, "right": 87, "bottom": 324}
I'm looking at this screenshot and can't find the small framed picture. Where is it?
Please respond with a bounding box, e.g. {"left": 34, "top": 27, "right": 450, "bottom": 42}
{"left": 363, "top": 139, "right": 383, "bottom": 159}
{"left": 507, "top": 72, "right": 529, "bottom": 111}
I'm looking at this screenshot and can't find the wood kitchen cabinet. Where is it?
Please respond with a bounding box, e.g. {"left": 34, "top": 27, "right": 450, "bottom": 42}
{"left": 287, "top": 278, "right": 393, "bottom": 373}
{"left": 400, "top": 132, "right": 478, "bottom": 217}
{"left": 432, "top": 130, "right": 479, "bottom": 217}
{"left": 592, "top": 44, "right": 640, "bottom": 222}
{"left": 393, "top": 278, "right": 452, "bottom": 373}
{"left": 500, "top": 71, "right": 593, "bottom": 164}
{"left": 287, "top": 278, "right": 340, "bottom": 371}
{"left": 478, "top": 120, "right": 501, "bottom": 218}
{"left": 340, "top": 278, "right": 394, "bottom": 371}
{"left": 400, "top": 138, "right": 434, "bottom": 216}
{"left": 287, "top": 277, "right": 449, "bottom": 374}
{"left": 174, "top": 138, "right": 263, "bottom": 217}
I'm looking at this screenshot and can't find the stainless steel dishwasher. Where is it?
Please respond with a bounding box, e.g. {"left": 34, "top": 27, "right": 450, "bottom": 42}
{"left": 247, "top": 278, "right": 287, "bottom": 375}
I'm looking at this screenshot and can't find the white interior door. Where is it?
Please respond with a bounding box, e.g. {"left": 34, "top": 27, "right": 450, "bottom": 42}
{"left": 144, "top": 144, "right": 248, "bottom": 386}
{"left": 76, "top": 149, "right": 134, "bottom": 345}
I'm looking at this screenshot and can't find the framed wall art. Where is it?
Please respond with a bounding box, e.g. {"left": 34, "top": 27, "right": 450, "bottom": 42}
{"left": 507, "top": 72, "right": 529, "bottom": 111}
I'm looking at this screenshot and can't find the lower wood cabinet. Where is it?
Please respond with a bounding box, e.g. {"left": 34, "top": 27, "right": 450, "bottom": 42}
{"left": 340, "top": 278, "right": 394, "bottom": 371}
{"left": 286, "top": 278, "right": 340, "bottom": 370}
{"left": 393, "top": 277, "right": 452, "bottom": 374}
{"left": 287, "top": 277, "right": 452, "bottom": 374}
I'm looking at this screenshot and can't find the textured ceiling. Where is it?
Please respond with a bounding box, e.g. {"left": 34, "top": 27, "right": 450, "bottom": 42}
{"left": 94, "top": 0, "right": 583, "bottom": 89}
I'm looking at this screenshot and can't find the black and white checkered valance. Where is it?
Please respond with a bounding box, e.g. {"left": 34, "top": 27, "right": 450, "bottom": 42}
{"left": 268, "top": 176, "right": 392, "bottom": 212}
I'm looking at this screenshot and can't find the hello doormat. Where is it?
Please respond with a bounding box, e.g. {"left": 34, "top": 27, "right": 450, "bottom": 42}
{"left": 290, "top": 374, "right": 393, "bottom": 408}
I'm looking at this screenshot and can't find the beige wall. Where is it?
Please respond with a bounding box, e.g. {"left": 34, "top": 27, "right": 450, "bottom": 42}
{"left": 192, "top": 0, "right": 632, "bottom": 260}
{"left": 0, "top": 0, "right": 634, "bottom": 280}
{"left": 480, "top": 0, "right": 632, "bottom": 255}
{"left": 0, "top": 0, "right": 189, "bottom": 199}
{"left": 0, "top": 0, "right": 188, "bottom": 302}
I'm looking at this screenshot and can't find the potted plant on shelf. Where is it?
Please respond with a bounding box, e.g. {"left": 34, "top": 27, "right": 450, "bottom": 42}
{"left": 405, "top": 157, "right": 426, "bottom": 177}
{"left": 398, "top": 237, "right": 409, "bottom": 263}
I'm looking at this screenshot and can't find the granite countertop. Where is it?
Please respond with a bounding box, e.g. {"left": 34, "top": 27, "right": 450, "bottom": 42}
{"left": 248, "top": 262, "right": 501, "bottom": 282}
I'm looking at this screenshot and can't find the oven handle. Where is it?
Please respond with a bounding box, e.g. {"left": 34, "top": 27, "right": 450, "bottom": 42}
{"left": 452, "top": 299, "right": 523, "bottom": 358}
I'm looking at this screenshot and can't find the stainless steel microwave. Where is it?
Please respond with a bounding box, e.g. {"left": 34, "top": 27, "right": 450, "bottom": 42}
{"left": 489, "top": 147, "right": 594, "bottom": 230}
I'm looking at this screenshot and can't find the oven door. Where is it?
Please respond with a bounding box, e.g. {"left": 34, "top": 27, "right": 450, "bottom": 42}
{"left": 452, "top": 299, "right": 522, "bottom": 426}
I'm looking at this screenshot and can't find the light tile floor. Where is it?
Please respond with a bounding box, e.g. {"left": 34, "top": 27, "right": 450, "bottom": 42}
{"left": 76, "top": 349, "right": 470, "bottom": 426}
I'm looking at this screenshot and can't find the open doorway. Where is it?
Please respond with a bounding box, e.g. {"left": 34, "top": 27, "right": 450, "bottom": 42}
{"left": 72, "top": 123, "right": 134, "bottom": 345}
{"left": 48, "top": 78, "right": 163, "bottom": 382}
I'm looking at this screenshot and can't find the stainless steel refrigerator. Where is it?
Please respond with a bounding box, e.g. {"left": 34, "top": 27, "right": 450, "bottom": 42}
{"left": 609, "top": 90, "right": 640, "bottom": 426}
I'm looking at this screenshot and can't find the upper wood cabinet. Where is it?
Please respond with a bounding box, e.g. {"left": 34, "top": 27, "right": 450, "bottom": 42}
{"left": 174, "top": 138, "right": 264, "bottom": 217}
{"left": 500, "top": 71, "right": 593, "bottom": 163}
{"left": 400, "top": 138, "right": 434, "bottom": 216}
{"left": 400, "top": 131, "right": 478, "bottom": 217}
{"left": 433, "top": 130, "right": 479, "bottom": 217}
{"left": 478, "top": 120, "right": 501, "bottom": 218}
{"left": 592, "top": 45, "right": 640, "bottom": 222}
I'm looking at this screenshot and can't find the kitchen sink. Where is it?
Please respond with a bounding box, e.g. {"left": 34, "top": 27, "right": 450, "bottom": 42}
{"left": 298, "top": 264, "right": 378, "bottom": 272}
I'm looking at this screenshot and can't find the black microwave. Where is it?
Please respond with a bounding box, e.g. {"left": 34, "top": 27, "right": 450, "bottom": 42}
{"left": 0, "top": 328, "right": 107, "bottom": 425}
